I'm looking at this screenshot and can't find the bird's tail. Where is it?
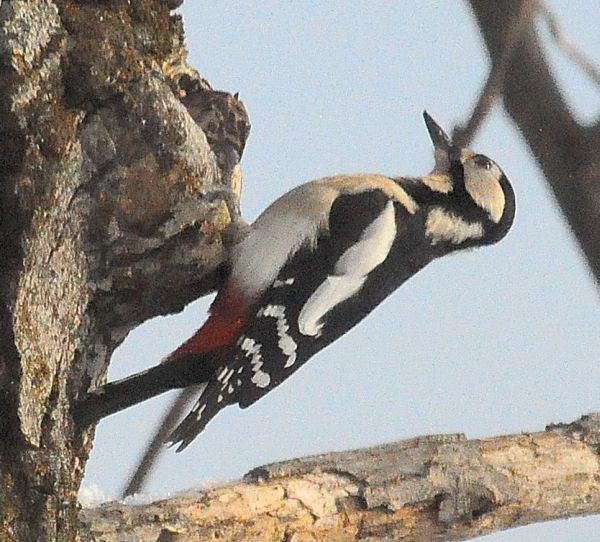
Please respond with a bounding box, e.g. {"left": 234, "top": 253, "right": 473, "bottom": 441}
{"left": 74, "top": 355, "right": 213, "bottom": 427}
{"left": 166, "top": 360, "right": 244, "bottom": 452}
{"left": 165, "top": 383, "right": 228, "bottom": 452}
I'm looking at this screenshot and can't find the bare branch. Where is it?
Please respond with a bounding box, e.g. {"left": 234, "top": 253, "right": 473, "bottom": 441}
{"left": 538, "top": 2, "right": 600, "bottom": 88}
{"left": 453, "top": 0, "right": 536, "bottom": 147}
{"left": 80, "top": 414, "right": 600, "bottom": 542}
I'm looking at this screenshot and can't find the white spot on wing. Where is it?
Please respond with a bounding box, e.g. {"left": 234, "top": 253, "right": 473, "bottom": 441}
{"left": 240, "top": 335, "right": 271, "bottom": 388}
{"left": 273, "top": 278, "right": 295, "bottom": 287}
{"left": 229, "top": 174, "right": 416, "bottom": 297}
{"left": 195, "top": 404, "right": 206, "bottom": 421}
{"left": 217, "top": 367, "right": 234, "bottom": 386}
{"left": 335, "top": 200, "right": 397, "bottom": 275}
{"left": 251, "top": 371, "right": 270, "bottom": 388}
{"left": 260, "top": 304, "right": 298, "bottom": 368}
{"left": 298, "top": 200, "right": 397, "bottom": 336}
{"left": 425, "top": 207, "right": 484, "bottom": 244}
{"left": 190, "top": 383, "right": 208, "bottom": 414}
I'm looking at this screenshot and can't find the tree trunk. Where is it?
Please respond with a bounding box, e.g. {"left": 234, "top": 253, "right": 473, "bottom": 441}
{"left": 0, "top": 1, "right": 248, "bottom": 539}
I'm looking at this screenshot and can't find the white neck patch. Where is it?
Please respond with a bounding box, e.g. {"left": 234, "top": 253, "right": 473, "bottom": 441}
{"left": 425, "top": 207, "right": 484, "bottom": 245}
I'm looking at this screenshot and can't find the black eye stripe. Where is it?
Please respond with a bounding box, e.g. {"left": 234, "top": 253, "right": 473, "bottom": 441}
{"left": 473, "top": 154, "right": 493, "bottom": 170}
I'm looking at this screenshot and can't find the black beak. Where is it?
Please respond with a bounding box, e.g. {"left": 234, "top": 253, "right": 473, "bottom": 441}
{"left": 423, "top": 111, "right": 453, "bottom": 152}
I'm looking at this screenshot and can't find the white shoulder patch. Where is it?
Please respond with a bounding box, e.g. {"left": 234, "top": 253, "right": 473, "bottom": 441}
{"left": 298, "top": 200, "right": 396, "bottom": 336}
{"left": 298, "top": 275, "right": 366, "bottom": 336}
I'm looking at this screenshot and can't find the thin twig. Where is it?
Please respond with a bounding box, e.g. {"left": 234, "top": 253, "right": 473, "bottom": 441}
{"left": 121, "top": 387, "right": 200, "bottom": 498}
{"left": 453, "top": 0, "right": 536, "bottom": 146}
{"left": 538, "top": 2, "right": 600, "bottom": 88}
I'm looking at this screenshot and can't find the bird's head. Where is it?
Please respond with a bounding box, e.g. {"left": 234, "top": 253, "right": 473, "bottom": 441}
{"left": 421, "top": 111, "right": 515, "bottom": 247}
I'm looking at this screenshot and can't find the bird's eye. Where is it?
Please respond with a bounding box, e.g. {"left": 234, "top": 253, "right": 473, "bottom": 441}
{"left": 473, "top": 154, "right": 493, "bottom": 170}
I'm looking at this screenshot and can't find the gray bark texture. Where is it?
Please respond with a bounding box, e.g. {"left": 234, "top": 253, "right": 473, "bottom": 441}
{"left": 79, "top": 414, "right": 600, "bottom": 542}
{"left": 0, "top": 0, "right": 248, "bottom": 539}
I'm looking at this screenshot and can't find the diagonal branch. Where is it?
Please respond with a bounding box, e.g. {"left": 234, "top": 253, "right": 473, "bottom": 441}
{"left": 468, "top": 0, "right": 600, "bottom": 287}
{"left": 80, "top": 413, "right": 600, "bottom": 542}
{"left": 453, "top": 0, "right": 536, "bottom": 147}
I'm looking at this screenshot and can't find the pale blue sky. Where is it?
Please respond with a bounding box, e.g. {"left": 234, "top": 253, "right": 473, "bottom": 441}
{"left": 84, "top": 2, "right": 600, "bottom": 540}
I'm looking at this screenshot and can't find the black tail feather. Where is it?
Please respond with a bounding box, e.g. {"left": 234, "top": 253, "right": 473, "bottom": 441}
{"left": 74, "top": 354, "right": 214, "bottom": 427}
{"left": 165, "top": 360, "right": 245, "bottom": 451}
{"left": 165, "top": 383, "right": 228, "bottom": 452}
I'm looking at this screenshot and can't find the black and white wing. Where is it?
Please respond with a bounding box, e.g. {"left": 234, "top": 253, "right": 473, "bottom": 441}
{"left": 168, "top": 187, "right": 429, "bottom": 449}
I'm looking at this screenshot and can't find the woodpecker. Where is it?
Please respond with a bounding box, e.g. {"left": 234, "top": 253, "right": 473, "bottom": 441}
{"left": 76, "top": 112, "right": 515, "bottom": 450}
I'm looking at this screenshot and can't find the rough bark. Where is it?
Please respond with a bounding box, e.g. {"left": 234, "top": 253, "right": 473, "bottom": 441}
{"left": 468, "top": 0, "right": 600, "bottom": 285}
{"left": 79, "top": 414, "right": 600, "bottom": 542}
{"left": 0, "top": 1, "right": 249, "bottom": 539}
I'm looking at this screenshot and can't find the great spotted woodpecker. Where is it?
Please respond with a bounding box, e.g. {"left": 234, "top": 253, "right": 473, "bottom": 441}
{"left": 77, "top": 112, "right": 515, "bottom": 450}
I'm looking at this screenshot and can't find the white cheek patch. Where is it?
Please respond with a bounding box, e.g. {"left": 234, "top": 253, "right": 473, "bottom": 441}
{"left": 425, "top": 207, "right": 484, "bottom": 245}
{"left": 298, "top": 200, "right": 397, "bottom": 337}
{"left": 463, "top": 162, "right": 505, "bottom": 223}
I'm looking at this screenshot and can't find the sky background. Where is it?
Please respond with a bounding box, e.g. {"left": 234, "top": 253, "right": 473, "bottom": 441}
{"left": 83, "top": 2, "right": 600, "bottom": 540}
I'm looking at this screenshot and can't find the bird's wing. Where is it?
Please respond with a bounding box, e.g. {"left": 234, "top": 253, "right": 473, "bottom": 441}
{"left": 235, "top": 188, "right": 418, "bottom": 408}
{"left": 168, "top": 188, "right": 423, "bottom": 450}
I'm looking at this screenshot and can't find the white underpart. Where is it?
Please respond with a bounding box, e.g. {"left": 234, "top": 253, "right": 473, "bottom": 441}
{"left": 240, "top": 336, "right": 270, "bottom": 388}
{"left": 425, "top": 207, "right": 484, "bottom": 244}
{"left": 258, "top": 304, "right": 298, "bottom": 368}
{"left": 298, "top": 200, "right": 397, "bottom": 337}
{"left": 230, "top": 185, "right": 327, "bottom": 295}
